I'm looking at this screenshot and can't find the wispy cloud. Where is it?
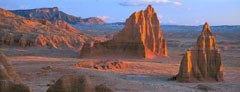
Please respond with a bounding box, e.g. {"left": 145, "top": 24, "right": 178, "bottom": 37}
{"left": 169, "top": 19, "right": 177, "bottom": 24}
{"left": 97, "top": 16, "right": 110, "bottom": 20}
{"left": 186, "top": 8, "right": 192, "bottom": 11}
{"left": 172, "top": 1, "right": 183, "bottom": 6}
{"left": 194, "top": 19, "right": 200, "bottom": 24}
{"left": 157, "top": 14, "right": 163, "bottom": 20}
{"left": 119, "top": 0, "right": 183, "bottom": 6}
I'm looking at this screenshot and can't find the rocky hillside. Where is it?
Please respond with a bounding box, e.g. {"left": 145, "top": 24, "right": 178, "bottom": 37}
{"left": 10, "top": 7, "right": 105, "bottom": 25}
{"left": 0, "top": 8, "right": 99, "bottom": 49}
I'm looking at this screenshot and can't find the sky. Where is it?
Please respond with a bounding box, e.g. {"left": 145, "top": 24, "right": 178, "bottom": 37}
{"left": 0, "top": 0, "right": 240, "bottom": 25}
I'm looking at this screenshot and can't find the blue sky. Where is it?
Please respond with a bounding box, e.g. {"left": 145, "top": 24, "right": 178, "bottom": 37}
{"left": 0, "top": 0, "right": 240, "bottom": 25}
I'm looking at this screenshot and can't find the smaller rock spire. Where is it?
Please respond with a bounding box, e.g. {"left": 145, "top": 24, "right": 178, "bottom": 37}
{"left": 175, "top": 22, "right": 223, "bottom": 82}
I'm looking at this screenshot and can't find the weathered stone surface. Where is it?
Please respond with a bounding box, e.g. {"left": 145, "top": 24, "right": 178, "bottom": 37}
{"left": 0, "top": 51, "right": 32, "bottom": 92}
{"left": 176, "top": 22, "right": 223, "bottom": 82}
{"left": 0, "top": 81, "right": 31, "bottom": 92}
{"left": 75, "top": 59, "right": 128, "bottom": 70}
{"left": 47, "top": 75, "right": 95, "bottom": 92}
{"left": 47, "top": 75, "right": 113, "bottom": 92}
{"left": 0, "top": 52, "right": 22, "bottom": 83}
{"left": 80, "top": 5, "right": 167, "bottom": 59}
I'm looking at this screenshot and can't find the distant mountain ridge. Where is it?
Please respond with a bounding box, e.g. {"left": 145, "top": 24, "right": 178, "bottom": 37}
{"left": 9, "top": 7, "right": 106, "bottom": 25}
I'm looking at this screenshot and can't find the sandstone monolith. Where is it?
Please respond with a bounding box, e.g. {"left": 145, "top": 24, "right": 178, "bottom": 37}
{"left": 80, "top": 5, "right": 167, "bottom": 59}
{"left": 176, "top": 22, "right": 223, "bottom": 82}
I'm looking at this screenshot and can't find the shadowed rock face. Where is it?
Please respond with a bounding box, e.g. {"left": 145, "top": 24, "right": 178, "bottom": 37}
{"left": 47, "top": 75, "right": 113, "bottom": 92}
{"left": 0, "top": 51, "right": 31, "bottom": 92}
{"left": 47, "top": 75, "right": 95, "bottom": 92}
{"left": 176, "top": 22, "right": 223, "bottom": 82}
{"left": 10, "top": 7, "right": 105, "bottom": 25}
{"left": 80, "top": 5, "right": 167, "bottom": 59}
{"left": 0, "top": 52, "right": 22, "bottom": 84}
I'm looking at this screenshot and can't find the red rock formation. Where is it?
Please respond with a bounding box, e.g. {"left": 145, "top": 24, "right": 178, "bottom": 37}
{"left": 0, "top": 51, "right": 32, "bottom": 92}
{"left": 80, "top": 5, "right": 167, "bottom": 59}
{"left": 176, "top": 22, "right": 223, "bottom": 82}
{"left": 0, "top": 8, "right": 97, "bottom": 49}
{"left": 83, "top": 17, "right": 106, "bottom": 24}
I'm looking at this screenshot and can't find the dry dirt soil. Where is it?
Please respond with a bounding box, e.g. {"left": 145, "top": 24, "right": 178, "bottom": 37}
{"left": 1, "top": 39, "right": 240, "bottom": 92}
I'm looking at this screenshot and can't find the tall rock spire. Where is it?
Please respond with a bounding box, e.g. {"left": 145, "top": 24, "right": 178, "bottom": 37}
{"left": 175, "top": 22, "right": 223, "bottom": 82}
{"left": 80, "top": 5, "right": 168, "bottom": 59}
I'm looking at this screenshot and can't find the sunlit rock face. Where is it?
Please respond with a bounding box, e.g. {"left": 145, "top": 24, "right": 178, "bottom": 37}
{"left": 176, "top": 22, "right": 223, "bottom": 82}
{"left": 0, "top": 51, "right": 32, "bottom": 92}
{"left": 0, "top": 8, "right": 96, "bottom": 49}
{"left": 80, "top": 5, "right": 168, "bottom": 59}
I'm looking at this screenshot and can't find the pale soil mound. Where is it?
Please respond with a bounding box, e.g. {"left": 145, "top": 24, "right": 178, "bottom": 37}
{"left": 75, "top": 59, "right": 128, "bottom": 70}
{"left": 195, "top": 84, "right": 215, "bottom": 91}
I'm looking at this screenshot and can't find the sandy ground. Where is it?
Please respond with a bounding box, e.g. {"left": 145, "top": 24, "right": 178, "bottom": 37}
{"left": 0, "top": 46, "right": 240, "bottom": 92}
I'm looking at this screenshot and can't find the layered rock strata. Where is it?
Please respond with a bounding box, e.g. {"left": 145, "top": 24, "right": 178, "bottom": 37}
{"left": 0, "top": 8, "right": 96, "bottom": 49}
{"left": 10, "top": 7, "right": 106, "bottom": 24}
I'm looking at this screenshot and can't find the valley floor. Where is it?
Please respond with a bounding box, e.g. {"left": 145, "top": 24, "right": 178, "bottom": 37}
{"left": 1, "top": 46, "right": 240, "bottom": 92}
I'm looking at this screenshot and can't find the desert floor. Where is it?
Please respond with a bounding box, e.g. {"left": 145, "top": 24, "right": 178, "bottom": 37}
{"left": 1, "top": 44, "right": 240, "bottom": 92}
